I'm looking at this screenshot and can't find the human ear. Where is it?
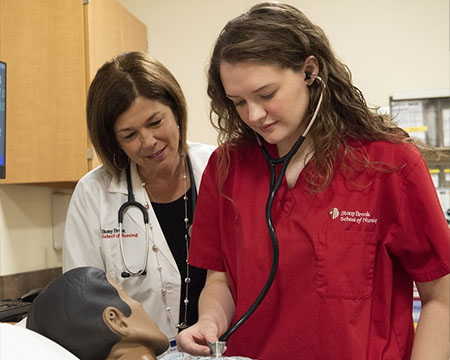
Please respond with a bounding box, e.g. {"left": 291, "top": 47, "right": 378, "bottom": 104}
{"left": 303, "top": 55, "right": 319, "bottom": 86}
{"left": 102, "top": 306, "right": 130, "bottom": 338}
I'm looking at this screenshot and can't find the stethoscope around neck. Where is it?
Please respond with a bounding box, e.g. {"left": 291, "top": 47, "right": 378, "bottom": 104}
{"left": 118, "top": 156, "right": 197, "bottom": 279}
{"left": 216, "top": 75, "right": 325, "bottom": 347}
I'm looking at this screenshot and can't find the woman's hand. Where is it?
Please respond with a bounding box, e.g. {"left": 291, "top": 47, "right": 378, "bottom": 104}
{"left": 176, "top": 319, "right": 224, "bottom": 356}
{"left": 177, "top": 270, "right": 235, "bottom": 356}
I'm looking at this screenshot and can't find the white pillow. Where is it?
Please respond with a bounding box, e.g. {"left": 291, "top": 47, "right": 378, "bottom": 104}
{"left": 0, "top": 323, "right": 79, "bottom": 360}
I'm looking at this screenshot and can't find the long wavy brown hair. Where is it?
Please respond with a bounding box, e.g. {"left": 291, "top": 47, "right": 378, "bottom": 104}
{"left": 207, "top": 2, "right": 432, "bottom": 191}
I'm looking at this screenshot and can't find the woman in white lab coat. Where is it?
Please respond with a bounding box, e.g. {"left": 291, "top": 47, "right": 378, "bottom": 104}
{"left": 63, "top": 51, "right": 215, "bottom": 348}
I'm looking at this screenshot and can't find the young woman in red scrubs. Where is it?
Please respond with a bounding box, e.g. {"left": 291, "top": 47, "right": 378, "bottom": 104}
{"left": 177, "top": 3, "right": 450, "bottom": 359}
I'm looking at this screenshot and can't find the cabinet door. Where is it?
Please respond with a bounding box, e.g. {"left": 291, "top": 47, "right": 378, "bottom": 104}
{"left": 84, "top": 0, "right": 148, "bottom": 170}
{"left": 0, "top": 0, "right": 147, "bottom": 184}
{"left": 0, "top": 0, "right": 89, "bottom": 184}
{"left": 85, "top": 0, "right": 147, "bottom": 81}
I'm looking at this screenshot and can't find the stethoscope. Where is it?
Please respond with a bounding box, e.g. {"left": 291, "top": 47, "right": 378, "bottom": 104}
{"left": 214, "top": 74, "right": 325, "bottom": 350}
{"left": 118, "top": 156, "right": 197, "bottom": 278}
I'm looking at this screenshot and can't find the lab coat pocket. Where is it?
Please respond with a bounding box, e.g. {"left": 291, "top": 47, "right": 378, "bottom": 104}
{"left": 100, "top": 235, "right": 123, "bottom": 273}
{"left": 316, "top": 230, "right": 378, "bottom": 300}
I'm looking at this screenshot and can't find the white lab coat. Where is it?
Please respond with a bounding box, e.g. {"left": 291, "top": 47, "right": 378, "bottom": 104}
{"left": 63, "top": 142, "right": 215, "bottom": 340}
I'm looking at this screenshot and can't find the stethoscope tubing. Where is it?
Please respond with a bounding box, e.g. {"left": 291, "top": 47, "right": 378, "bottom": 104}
{"left": 118, "top": 156, "right": 197, "bottom": 278}
{"left": 119, "top": 166, "right": 150, "bottom": 277}
{"left": 219, "top": 135, "right": 306, "bottom": 341}
{"left": 220, "top": 76, "right": 324, "bottom": 341}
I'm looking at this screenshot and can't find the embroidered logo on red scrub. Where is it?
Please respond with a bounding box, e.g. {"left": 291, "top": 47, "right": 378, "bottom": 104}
{"left": 329, "top": 208, "right": 340, "bottom": 219}
{"left": 329, "top": 208, "right": 378, "bottom": 224}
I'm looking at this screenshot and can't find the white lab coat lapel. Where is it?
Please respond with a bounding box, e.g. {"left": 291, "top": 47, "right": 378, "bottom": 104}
{"left": 107, "top": 165, "right": 145, "bottom": 232}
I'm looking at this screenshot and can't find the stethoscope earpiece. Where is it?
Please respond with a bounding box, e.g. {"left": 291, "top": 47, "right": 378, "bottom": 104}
{"left": 305, "top": 73, "right": 324, "bottom": 85}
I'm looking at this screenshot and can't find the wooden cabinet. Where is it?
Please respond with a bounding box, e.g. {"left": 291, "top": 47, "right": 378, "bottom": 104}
{"left": 0, "top": 0, "right": 147, "bottom": 185}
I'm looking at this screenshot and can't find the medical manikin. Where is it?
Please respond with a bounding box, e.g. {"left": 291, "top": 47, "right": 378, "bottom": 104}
{"left": 26, "top": 267, "right": 253, "bottom": 360}
{"left": 26, "top": 266, "right": 168, "bottom": 360}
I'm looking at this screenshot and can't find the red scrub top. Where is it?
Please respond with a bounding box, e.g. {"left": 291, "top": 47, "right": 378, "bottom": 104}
{"left": 189, "top": 140, "right": 450, "bottom": 360}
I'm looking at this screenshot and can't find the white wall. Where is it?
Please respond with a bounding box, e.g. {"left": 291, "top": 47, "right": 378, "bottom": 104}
{"left": 0, "top": 0, "right": 448, "bottom": 275}
{"left": 0, "top": 185, "right": 61, "bottom": 275}
{"left": 117, "top": 0, "right": 449, "bottom": 144}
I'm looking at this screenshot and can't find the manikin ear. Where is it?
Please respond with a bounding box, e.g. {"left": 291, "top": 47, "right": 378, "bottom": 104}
{"left": 103, "top": 306, "right": 130, "bottom": 338}
{"left": 303, "top": 55, "right": 320, "bottom": 86}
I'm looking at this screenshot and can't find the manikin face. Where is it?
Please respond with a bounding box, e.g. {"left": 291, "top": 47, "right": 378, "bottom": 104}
{"left": 114, "top": 96, "right": 181, "bottom": 177}
{"left": 107, "top": 275, "right": 169, "bottom": 357}
{"left": 220, "top": 60, "right": 316, "bottom": 156}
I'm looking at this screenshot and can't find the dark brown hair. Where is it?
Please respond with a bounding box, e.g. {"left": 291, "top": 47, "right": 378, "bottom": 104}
{"left": 87, "top": 51, "right": 188, "bottom": 180}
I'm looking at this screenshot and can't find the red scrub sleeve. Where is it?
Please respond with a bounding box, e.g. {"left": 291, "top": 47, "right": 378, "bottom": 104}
{"left": 189, "top": 152, "right": 226, "bottom": 272}
{"left": 392, "top": 155, "right": 450, "bottom": 282}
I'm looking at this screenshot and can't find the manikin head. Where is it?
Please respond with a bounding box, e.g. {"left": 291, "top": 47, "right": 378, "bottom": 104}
{"left": 26, "top": 267, "right": 169, "bottom": 360}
